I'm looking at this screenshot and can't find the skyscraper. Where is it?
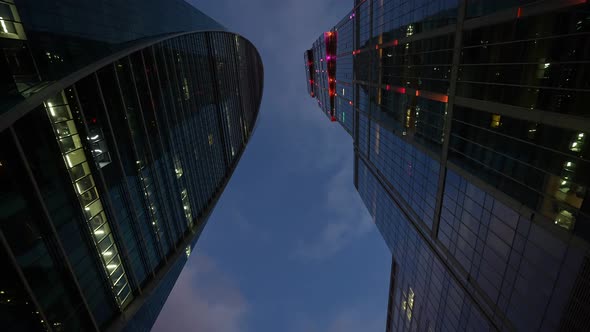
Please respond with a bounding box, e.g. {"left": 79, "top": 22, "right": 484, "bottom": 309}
{"left": 305, "top": 0, "right": 590, "bottom": 330}
{"left": 0, "top": 1, "right": 263, "bottom": 331}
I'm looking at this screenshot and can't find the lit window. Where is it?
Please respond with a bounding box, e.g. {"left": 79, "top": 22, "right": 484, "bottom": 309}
{"left": 208, "top": 134, "right": 214, "bottom": 146}
{"left": 182, "top": 77, "right": 190, "bottom": 100}
{"left": 555, "top": 210, "right": 575, "bottom": 230}
{"left": 570, "top": 132, "right": 585, "bottom": 152}
{"left": 490, "top": 114, "right": 501, "bottom": 128}
{"left": 401, "top": 287, "right": 415, "bottom": 322}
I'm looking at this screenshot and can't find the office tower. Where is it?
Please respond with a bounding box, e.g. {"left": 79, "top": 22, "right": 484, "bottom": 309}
{"left": 305, "top": 0, "right": 590, "bottom": 330}
{"left": 0, "top": 1, "right": 263, "bottom": 331}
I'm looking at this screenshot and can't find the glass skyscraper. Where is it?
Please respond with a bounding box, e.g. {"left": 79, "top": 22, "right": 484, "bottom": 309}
{"left": 305, "top": 0, "right": 590, "bottom": 330}
{"left": 0, "top": 1, "right": 263, "bottom": 331}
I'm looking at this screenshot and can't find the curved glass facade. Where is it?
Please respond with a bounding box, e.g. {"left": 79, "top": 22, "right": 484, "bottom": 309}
{"left": 0, "top": 2, "right": 263, "bottom": 331}
{"left": 305, "top": 0, "right": 590, "bottom": 331}
{"left": 0, "top": 0, "right": 225, "bottom": 111}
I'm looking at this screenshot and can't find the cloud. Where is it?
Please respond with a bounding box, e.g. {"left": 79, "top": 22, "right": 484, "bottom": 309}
{"left": 151, "top": 253, "right": 248, "bottom": 332}
{"left": 293, "top": 153, "right": 375, "bottom": 261}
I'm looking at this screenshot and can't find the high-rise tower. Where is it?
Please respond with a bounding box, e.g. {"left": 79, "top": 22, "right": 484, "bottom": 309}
{"left": 0, "top": 1, "right": 263, "bottom": 331}
{"left": 305, "top": 0, "right": 590, "bottom": 330}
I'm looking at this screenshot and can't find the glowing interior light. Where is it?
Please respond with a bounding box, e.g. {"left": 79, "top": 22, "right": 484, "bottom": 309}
{"left": 579, "top": 133, "right": 585, "bottom": 138}
{"left": 103, "top": 251, "right": 113, "bottom": 256}
{"left": 94, "top": 229, "right": 105, "bottom": 235}
{"left": 544, "top": 63, "right": 550, "bottom": 69}
{"left": 107, "top": 264, "right": 117, "bottom": 270}
{"left": 415, "top": 90, "right": 420, "bottom": 96}
{"left": 90, "top": 135, "right": 99, "bottom": 140}
{"left": 0, "top": 17, "right": 7, "bottom": 34}
{"left": 65, "top": 155, "right": 73, "bottom": 168}
{"left": 47, "top": 102, "right": 56, "bottom": 117}
{"left": 94, "top": 149, "right": 103, "bottom": 154}
{"left": 572, "top": 142, "right": 578, "bottom": 148}
{"left": 75, "top": 182, "right": 83, "bottom": 194}
{"left": 562, "top": 180, "right": 568, "bottom": 185}
{"left": 567, "top": 162, "right": 572, "bottom": 167}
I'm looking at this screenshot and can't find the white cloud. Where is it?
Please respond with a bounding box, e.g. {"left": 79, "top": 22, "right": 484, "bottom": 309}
{"left": 151, "top": 253, "right": 248, "bottom": 332}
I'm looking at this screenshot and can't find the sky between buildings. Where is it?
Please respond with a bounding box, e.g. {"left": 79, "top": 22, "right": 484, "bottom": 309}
{"left": 152, "top": 1, "right": 391, "bottom": 331}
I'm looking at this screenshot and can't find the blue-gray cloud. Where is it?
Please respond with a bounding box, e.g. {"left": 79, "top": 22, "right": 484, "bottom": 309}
{"left": 152, "top": 253, "right": 248, "bottom": 332}
{"left": 293, "top": 152, "right": 375, "bottom": 261}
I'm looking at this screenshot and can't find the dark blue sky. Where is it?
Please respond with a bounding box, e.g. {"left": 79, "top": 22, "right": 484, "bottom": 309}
{"left": 152, "top": 1, "right": 391, "bottom": 331}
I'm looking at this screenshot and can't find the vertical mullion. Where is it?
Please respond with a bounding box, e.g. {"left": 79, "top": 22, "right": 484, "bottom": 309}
{"left": 150, "top": 45, "right": 184, "bottom": 242}
{"left": 67, "top": 85, "right": 133, "bottom": 310}
{"left": 0, "top": 230, "right": 54, "bottom": 332}
{"left": 206, "top": 33, "right": 230, "bottom": 170}
{"left": 166, "top": 38, "right": 200, "bottom": 224}
{"left": 432, "top": 0, "right": 467, "bottom": 239}
{"left": 185, "top": 35, "right": 210, "bottom": 214}
{"left": 139, "top": 49, "right": 177, "bottom": 253}
{"left": 94, "top": 71, "right": 145, "bottom": 295}
{"left": 126, "top": 55, "right": 168, "bottom": 264}
{"left": 112, "top": 61, "right": 158, "bottom": 278}
{"left": 9, "top": 126, "right": 99, "bottom": 331}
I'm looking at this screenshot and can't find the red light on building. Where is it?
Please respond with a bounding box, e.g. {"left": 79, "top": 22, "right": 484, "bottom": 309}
{"left": 393, "top": 39, "right": 399, "bottom": 46}
{"left": 375, "top": 45, "right": 379, "bottom": 49}
{"left": 517, "top": 7, "right": 522, "bottom": 18}
{"left": 394, "top": 87, "right": 406, "bottom": 94}
{"left": 386, "top": 85, "right": 391, "bottom": 91}
{"left": 415, "top": 90, "right": 420, "bottom": 97}
{"left": 349, "top": 101, "right": 353, "bottom": 105}
{"left": 331, "top": 116, "right": 337, "bottom": 122}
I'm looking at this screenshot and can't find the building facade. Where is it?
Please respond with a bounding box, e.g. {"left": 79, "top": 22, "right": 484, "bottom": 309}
{"left": 0, "top": 1, "right": 263, "bottom": 331}
{"left": 305, "top": 0, "right": 590, "bottom": 330}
